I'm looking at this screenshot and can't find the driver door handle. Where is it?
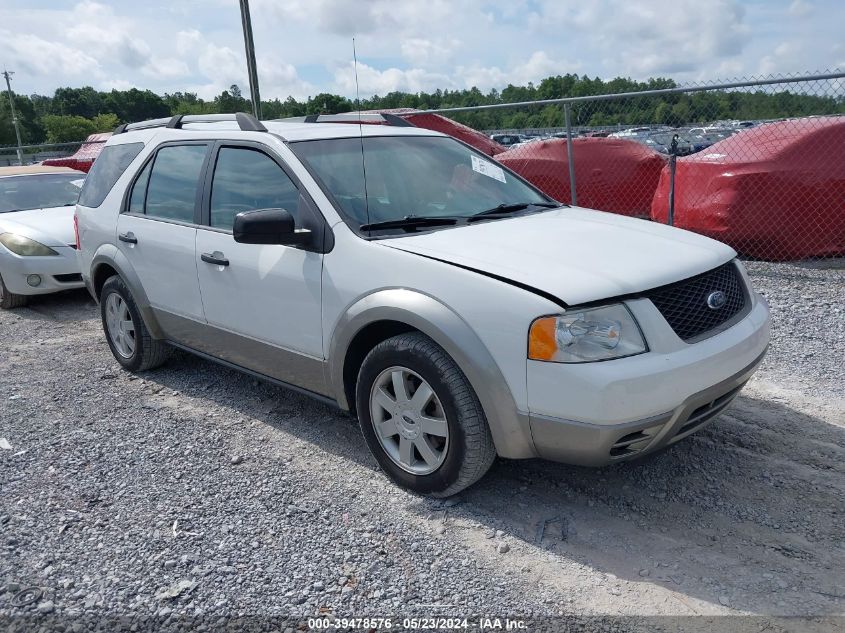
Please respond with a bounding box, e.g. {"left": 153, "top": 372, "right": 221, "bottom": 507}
{"left": 201, "top": 252, "right": 229, "bottom": 267}
{"left": 118, "top": 232, "right": 137, "bottom": 244}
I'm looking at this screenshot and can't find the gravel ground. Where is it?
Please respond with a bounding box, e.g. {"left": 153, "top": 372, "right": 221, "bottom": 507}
{"left": 0, "top": 263, "right": 843, "bottom": 631}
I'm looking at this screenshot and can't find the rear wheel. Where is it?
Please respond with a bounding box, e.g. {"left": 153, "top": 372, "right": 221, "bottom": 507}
{"left": 0, "top": 274, "right": 28, "bottom": 309}
{"left": 356, "top": 332, "right": 496, "bottom": 497}
{"left": 100, "top": 275, "right": 171, "bottom": 371}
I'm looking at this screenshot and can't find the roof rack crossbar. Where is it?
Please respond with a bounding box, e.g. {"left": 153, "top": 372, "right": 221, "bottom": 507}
{"left": 292, "top": 113, "right": 416, "bottom": 128}
{"left": 113, "top": 112, "right": 268, "bottom": 135}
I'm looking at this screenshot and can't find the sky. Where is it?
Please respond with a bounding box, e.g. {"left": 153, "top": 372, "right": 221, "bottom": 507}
{"left": 0, "top": 0, "right": 842, "bottom": 101}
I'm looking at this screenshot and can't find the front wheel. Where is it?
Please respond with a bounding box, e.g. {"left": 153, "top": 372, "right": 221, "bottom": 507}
{"left": 100, "top": 275, "right": 171, "bottom": 372}
{"left": 355, "top": 332, "right": 496, "bottom": 497}
{"left": 0, "top": 273, "right": 28, "bottom": 309}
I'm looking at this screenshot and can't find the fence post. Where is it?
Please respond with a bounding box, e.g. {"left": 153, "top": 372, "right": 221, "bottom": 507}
{"left": 563, "top": 103, "right": 577, "bottom": 206}
{"left": 667, "top": 134, "right": 679, "bottom": 226}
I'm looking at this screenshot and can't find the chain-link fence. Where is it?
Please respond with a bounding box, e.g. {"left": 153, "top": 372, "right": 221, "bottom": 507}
{"left": 0, "top": 137, "right": 108, "bottom": 171}
{"left": 2, "top": 73, "right": 843, "bottom": 260}
{"left": 419, "top": 71, "right": 845, "bottom": 262}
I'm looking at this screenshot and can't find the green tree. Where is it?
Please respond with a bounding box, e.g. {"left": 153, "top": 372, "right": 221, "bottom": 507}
{"left": 92, "top": 113, "right": 120, "bottom": 132}
{"left": 306, "top": 93, "right": 352, "bottom": 114}
{"left": 41, "top": 115, "right": 97, "bottom": 143}
{"left": 0, "top": 93, "right": 44, "bottom": 144}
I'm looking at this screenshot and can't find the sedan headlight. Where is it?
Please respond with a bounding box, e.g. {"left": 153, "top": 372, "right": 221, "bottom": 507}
{"left": 0, "top": 233, "right": 59, "bottom": 256}
{"left": 528, "top": 304, "right": 647, "bottom": 363}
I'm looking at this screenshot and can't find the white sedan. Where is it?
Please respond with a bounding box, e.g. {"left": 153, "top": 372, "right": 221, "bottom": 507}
{"left": 0, "top": 165, "right": 86, "bottom": 309}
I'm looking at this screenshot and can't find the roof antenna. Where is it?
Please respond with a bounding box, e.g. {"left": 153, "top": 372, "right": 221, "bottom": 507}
{"left": 353, "top": 37, "right": 370, "bottom": 228}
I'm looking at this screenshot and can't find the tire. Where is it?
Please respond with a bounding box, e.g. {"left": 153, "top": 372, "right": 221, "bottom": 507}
{"left": 355, "top": 332, "right": 496, "bottom": 497}
{"left": 100, "top": 275, "right": 171, "bottom": 372}
{"left": 0, "top": 273, "right": 28, "bottom": 309}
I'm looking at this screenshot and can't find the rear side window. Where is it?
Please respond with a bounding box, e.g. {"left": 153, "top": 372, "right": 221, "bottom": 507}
{"left": 78, "top": 142, "right": 144, "bottom": 208}
{"left": 128, "top": 161, "right": 151, "bottom": 214}
{"left": 209, "top": 147, "right": 300, "bottom": 230}
{"left": 143, "top": 145, "right": 208, "bottom": 223}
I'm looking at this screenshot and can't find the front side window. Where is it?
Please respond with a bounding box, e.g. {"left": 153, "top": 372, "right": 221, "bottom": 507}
{"left": 78, "top": 142, "right": 143, "bottom": 208}
{"left": 143, "top": 145, "right": 207, "bottom": 223}
{"left": 290, "top": 136, "right": 550, "bottom": 233}
{"left": 0, "top": 174, "right": 84, "bottom": 213}
{"left": 209, "top": 147, "right": 300, "bottom": 230}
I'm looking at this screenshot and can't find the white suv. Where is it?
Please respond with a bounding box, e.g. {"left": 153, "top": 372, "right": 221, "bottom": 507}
{"left": 76, "top": 112, "right": 770, "bottom": 497}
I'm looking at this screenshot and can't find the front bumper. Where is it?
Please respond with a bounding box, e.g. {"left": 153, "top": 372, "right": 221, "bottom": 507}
{"left": 525, "top": 290, "right": 771, "bottom": 466}
{"left": 0, "top": 246, "right": 84, "bottom": 295}
{"left": 530, "top": 348, "right": 766, "bottom": 465}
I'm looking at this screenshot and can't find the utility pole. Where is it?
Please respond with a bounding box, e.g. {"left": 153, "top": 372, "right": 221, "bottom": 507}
{"left": 238, "top": 0, "right": 261, "bottom": 119}
{"left": 2, "top": 70, "right": 24, "bottom": 165}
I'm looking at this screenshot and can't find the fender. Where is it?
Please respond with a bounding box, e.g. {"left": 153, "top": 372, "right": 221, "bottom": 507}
{"left": 328, "top": 288, "right": 538, "bottom": 459}
{"left": 90, "top": 244, "right": 165, "bottom": 339}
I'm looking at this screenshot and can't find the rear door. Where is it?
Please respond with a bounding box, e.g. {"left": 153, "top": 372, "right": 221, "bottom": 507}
{"left": 194, "top": 142, "right": 326, "bottom": 392}
{"left": 116, "top": 142, "right": 209, "bottom": 326}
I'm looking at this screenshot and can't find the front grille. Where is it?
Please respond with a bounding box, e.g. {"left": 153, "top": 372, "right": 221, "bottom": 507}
{"left": 646, "top": 262, "right": 748, "bottom": 342}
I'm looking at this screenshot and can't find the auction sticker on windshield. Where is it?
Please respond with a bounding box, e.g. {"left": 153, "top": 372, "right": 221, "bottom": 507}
{"left": 471, "top": 155, "right": 507, "bottom": 183}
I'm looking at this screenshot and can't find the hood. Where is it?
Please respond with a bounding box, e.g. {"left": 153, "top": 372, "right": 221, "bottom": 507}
{"left": 0, "top": 206, "right": 76, "bottom": 247}
{"left": 382, "top": 207, "right": 736, "bottom": 306}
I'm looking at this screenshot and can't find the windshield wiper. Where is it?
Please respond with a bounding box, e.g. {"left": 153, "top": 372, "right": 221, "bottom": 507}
{"left": 360, "top": 215, "right": 460, "bottom": 232}
{"left": 468, "top": 201, "right": 558, "bottom": 221}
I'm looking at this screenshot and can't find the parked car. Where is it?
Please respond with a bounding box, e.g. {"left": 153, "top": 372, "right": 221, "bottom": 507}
{"left": 608, "top": 127, "right": 653, "bottom": 139}
{"left": 652, "top": 116, "right": 845, "bottom": 260}
{"left": 0, "top": 165, "right": 86, "bottom": 308}
{"left": 42, "top": 132, "right": 111, "bottom": 173}
{"left": 76, "top": 113, "right": 770, "bottom": 497}
{"left": 686, "top": 127, "right": 735, "bottom": 139}
{"left": 497, "top": 137, "right": 666, "bottom": 218}
{"left": 490, "top": 133, "right": 526, "bottom": 147}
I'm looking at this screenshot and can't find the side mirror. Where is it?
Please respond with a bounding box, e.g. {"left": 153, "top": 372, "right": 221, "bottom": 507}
{"left": 233, "top": 208, "right": 312, "bottom": 246}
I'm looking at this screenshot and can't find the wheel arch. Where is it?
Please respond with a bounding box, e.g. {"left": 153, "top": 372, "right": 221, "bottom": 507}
{"left": 90, "top": 245, "right": 165, "bottom": 339}
{"left": 328, "top": 288, "right": 537, "bottom": 459}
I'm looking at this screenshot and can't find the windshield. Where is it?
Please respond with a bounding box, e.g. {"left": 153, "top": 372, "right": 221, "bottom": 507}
{"left": 0, "top": 173, "right": 84, "bottom": 213}
{"left": 290, "top": 136, "right": 552, "bottom": 232}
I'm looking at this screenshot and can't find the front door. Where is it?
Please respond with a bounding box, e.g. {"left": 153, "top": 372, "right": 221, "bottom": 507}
{"left": 194, "top": 144, "right": 325, "bottom": 393}
{"left": 116, "top": 143, "right": 209, "bottom": 328}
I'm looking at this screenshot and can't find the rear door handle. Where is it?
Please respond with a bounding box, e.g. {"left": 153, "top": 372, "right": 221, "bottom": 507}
{"left": 118, "top": 232, "right": 137, "bottom": 244}
{"left": 201, "top": 252, "right": 229, "bottom": 267}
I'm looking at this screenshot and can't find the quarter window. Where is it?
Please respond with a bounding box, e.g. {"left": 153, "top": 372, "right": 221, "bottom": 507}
{"left": 210, "top": 147, "right": 300, "bottom": 230}
{"left": 78, "top": 142, "right": 144, "bottom": 208}
{"left": 128, "top": 160, "right": 152, "bottom": 214}
{"left": 143, "top": 144, "right": 208, "bottom": 223}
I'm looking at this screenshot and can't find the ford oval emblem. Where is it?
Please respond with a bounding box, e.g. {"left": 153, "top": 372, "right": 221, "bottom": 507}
{"left": 707, "top": 290, "right": 727, "bottom": 310}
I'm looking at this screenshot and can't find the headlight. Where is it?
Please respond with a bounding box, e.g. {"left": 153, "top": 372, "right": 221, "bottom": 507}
{"left": 0, "top": 233, "right": 59, "bottom": 256}
{"left": 528, "top": 304, "right": 647, "bottom": 363}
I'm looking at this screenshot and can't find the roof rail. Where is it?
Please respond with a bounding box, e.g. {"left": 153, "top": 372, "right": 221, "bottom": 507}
{"left": 113, "top": 112, "right": 268, "bottom": 135}
{"left": 290, "top": 113, "right": 416, "bottom": 128}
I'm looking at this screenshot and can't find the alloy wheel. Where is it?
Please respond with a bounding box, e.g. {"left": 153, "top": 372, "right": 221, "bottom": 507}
{"left": 105, "top": 293, "right": 136, "bottom": 359}
{"left": 369, "top": 366, "right": 450, "bottom": 475}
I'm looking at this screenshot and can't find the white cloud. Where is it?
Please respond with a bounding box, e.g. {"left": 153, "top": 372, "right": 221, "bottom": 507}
{"left": 0, "top": 0, "right": 840, "bottom": 103}
{"left": 66, "top": 2, "right": 152, "bottom": 69}
{"left": 400, "top": 38, "right": 461, "bottom": 67}
{"left": 176, "top": 29, "right": 204, "bottom": 57}
{"left": 788, "top": 0, "right": 813, "bottom": 17}
{"left": 334, "top": 61, "right": 450, "bottom": 96}
{"left": 528, "top": 0, "right": 750, "bottom": 78}
{"left": 0, "top": 31, "right": 102, "bottom": 78}
{"left": 142, "top": 57, "right": 192, "bottom": 80}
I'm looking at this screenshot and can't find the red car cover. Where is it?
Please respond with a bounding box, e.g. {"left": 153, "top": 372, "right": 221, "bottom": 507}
{"left": 651, "top": 117, "right": 845, "bottom": 260}
{"left": 496, "top": 137, "right": 666, "bottom": 217}
{"left": 374, "top": 109, "right": 505, "bottom": 156}
{"left": 42, "top": 132, "right": 111, "bottom": 173}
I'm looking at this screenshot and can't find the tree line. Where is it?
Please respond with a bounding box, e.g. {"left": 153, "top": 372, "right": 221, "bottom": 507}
{"left": 1, "top": 74, "right": 841, "bottom": 145}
